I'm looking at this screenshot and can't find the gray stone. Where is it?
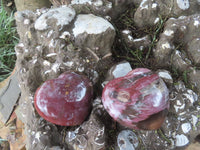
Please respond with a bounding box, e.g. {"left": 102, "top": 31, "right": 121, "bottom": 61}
{"left": 72, "top": 14, "right": 115, "bottom": 58}
{"left": 153, "top": 14, "right": 200, "bottom": 93}
{"left": 172, "top": 0, "right": 200, "bottom": 16}
{"left": 156, "top": 70, "right": 173, "bottom": 84}
{"left": 102, "top": 61, "right": 132, "bottom": 87}
{"left": 0, "top": 71, "right": 21, "bottom": 123}
{"left": 106, "top": 61, "right": 132, "bottom": 80}
{"left": 117, "top": 130, "right": 139, "bottom": 150}
{"left": 34, "top": 6, "right": 76, "bottom": 31}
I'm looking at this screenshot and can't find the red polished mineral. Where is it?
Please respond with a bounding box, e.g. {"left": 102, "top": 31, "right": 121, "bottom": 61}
{"left": 34, "top": 71, "right": 93, "bottom": 126}
{"left": 102, "top": 68, "right": 169, "bottom": 130}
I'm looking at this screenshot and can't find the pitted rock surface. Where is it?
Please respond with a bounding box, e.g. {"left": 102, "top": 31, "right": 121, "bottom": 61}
{"left": 65, "top": 98, "right": 106, "bottom": 150}
{"left": 154, "top": 14, "right": 200, "bottom": 93}
{"left": 51, "top": 0, "right": 141, "bottom": 19}
{"left": 161, "top": 81, "right": 200, "bottom": 149}
{"left": 134, "top": 0, "right": 200, "bottom": 27}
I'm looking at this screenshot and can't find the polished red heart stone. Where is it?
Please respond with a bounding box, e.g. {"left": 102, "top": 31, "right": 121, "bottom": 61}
{"left": 34, "top": 71, "right": 93, "bottom": 126}
{"left": 102, "top": 68, "right": 169, "bottom": 130}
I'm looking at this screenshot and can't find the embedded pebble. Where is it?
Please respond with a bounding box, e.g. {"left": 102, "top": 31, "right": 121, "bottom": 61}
{"left": 122, "top": 29, "right": 131, "bottom": 34}
{"left": 161, "top": 42, "right": 171, "bottom": 49}
{"left": 183, "top": 89, "right": 198, "bottom": 104}
{"left": 174, "top": 100, "right": 185, "bottom": 113}
{"left": 175, "top": 134, "right": 189, "bottom": 147}
{"left": 140, "top": 0, "right": 148, "bottom": 10}
{"left": 44, "top": 70, "right": 52, "bottom": 75}
{"left": 59, "top": 31, "right": 71, "bottom": 39}
{"left": 174, "top": 81, "right": 186, "bottom": 92}
{"left": 191, "top": 115, "right": 198, "bottom": 129}
{"left": 51, "top": 63, "right": 60, "bottom": 72}
{"left": 47, "top": 30, "right": 54, "bottom": 38}
{"left": 72, "top": 14, "right": 114, "bottom": 37}
{"left": 35, "top": 6, "right": 76, "bottom": 31}
{"left": 24, "top": 19, "right": 30, "bottom": 25}
{"left": 102, "top": 61, "right": 132, "bottom": 87}
{"left": 43, "top": 60, "right": 51, "bottom": 66}
{"left": 63, "top": 61, "right": 74, "bottom": 67}
{"left": 71, "top": 0, "right": 103, "bottom": 7}
{"left": 157, "top": 70, "right": 173, "bottom": 84}
{"left": 181, "top": 123, "right": 191, "bottom": 134}
{"left": 164, "top": 30, "right": 174, "bottom": 36}
{"left": 154, "top": 18, "right": 160, "bottom": 24}
{"left": 194, "top": 20, "right": 200, "bottom": 27}
{"left": 46, "top": 53, "right": 57, "bottom": 57}
{"left": 117, "top": 130, "right": 139, "bottom": 150}
{"left": 152, "top": 3, "right": 158, "bottom": 9}
{"left": 176, "top": 0, "right": 190, "bottom": 10}
{"left": 111, "top": 61, "right": 132, "bottom": 79}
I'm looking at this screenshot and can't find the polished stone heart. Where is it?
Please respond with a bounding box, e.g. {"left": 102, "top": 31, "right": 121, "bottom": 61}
{"left": 34, "top": 71, "right": 93, "bottom": 126}
{"left": 102, "top": 68, "right": 169, "bottom": 130}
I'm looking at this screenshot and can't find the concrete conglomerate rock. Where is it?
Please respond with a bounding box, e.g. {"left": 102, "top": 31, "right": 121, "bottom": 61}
{"left": 49, "top": 0, "right": 200, "bottom": 28}
{"left": 50, "top": 0, "right": 142, "bottom": 19}
{"left": 15, "top": 6, "right": 115, "bottom": 149}
{"left": 134, "top": 0, "right": 200, "bottom": 27}
{"left": 13, "top": 2, "right": 200, "bottom": 150}
{"left": 154, "top": 14, "right": 200, "bottom": 93}
{"left": 65, "top": 98, "right": 106, "bottom": 150}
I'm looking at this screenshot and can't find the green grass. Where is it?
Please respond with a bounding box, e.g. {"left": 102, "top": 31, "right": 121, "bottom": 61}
{"left": 0, "top": 4, "right": 18, "bottom": 82}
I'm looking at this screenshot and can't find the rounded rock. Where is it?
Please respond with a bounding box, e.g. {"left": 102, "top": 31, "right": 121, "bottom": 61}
{"left": 102, "top": 68, "right": 169, "bottom": 130}
{"left": 34, "top": 71, "right": 93, "bottom": 126}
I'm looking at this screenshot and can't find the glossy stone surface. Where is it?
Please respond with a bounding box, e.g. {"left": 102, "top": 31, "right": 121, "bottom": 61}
{"left": 34, "top": 71, "right": 93, "bottom": 126}
{"left": 102, "top": 68, "right": 169, "bottom": 130}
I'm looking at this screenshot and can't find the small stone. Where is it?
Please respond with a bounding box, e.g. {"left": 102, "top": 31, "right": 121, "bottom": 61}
{"left": 73, "top": 14, "right": 114, "bottom": 37}
{"left": 117, "top": 130, "right": 139, "bottom": 150}
{"left": 176, "top": 134, "right": 189, "bottom": 147}
{"left": 105, "top": 61, "right": 132, "bottom": 81}
{"left": 157, "top": 70, "right": 173, "bottom": 84}
{"left": 181, "top": 123, "right": 191, "bottom": 134}
{"left": 176, "top": 0, "right": 190, "bottom": 10}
